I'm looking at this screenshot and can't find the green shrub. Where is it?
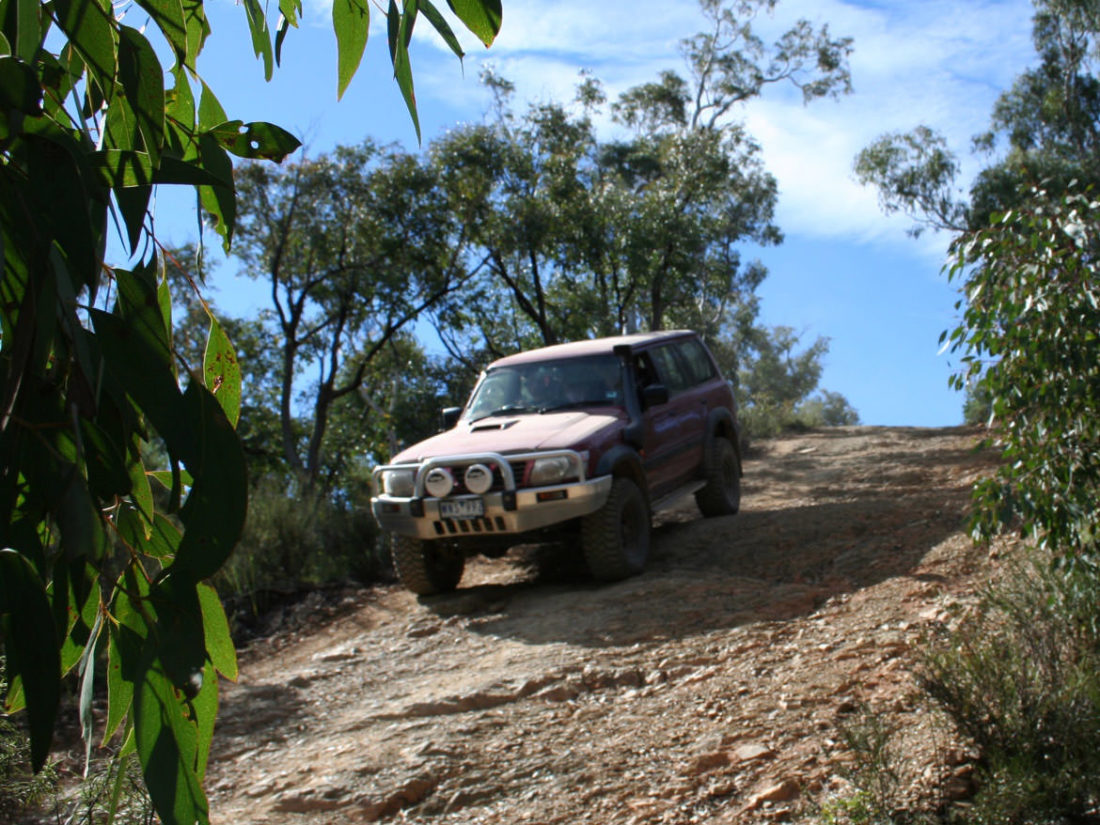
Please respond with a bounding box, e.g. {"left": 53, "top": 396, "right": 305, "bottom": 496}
{"left": 0, "top": 715, "right": 58, "bottom": 823}
{"left": 63, "top": 752, "right": 156, "bottom": 825}
{"left": 836, "top": 710, "right": 904, "bottom": 824}
{"left": 740, "top": 390, "right": 860, "bottom": 440}
{"left": 918, "top": 554, "right": 1100, "bottom": 824}
{"left": 818, "top": 707, "right": 942, "bottom": 825}
{"left": 215, "top": 476, "right": 386, "bottom": 616}
{"left": 946, "top": 186, "right": 1100, "bottom": 573}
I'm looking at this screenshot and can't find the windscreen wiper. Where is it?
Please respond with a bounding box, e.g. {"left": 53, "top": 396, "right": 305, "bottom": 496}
{"left": 539, "top": 400, "right": 607, "bottom": 413}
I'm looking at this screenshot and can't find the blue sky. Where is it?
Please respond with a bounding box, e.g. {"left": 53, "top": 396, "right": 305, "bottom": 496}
{"left": 151, "top": 0, "right": 1038, "bottom": 426}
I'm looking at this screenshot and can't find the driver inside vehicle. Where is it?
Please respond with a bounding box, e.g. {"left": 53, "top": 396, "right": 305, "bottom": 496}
{"left": 526, "top": 370, "right": 563, "bottom": 408}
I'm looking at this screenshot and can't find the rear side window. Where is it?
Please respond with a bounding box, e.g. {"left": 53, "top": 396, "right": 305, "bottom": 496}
{"left": 648, "top": 345, "right": 693, "bottom": 394}
{"left": 676, "top": 338, "right": 717, "bottom": 386}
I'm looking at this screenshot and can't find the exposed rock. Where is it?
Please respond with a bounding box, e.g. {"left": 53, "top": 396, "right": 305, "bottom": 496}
{"left": 360, "top": 777, "right": 438, "bottom": 821}
{"left": 687, "top": 751, "right": 732, "bottom": 775}
{"left": 743, "top": 778, "right": 801, "bottom": 812}
{"left": 732, "top": 743, "right": 774, "bottom": 763}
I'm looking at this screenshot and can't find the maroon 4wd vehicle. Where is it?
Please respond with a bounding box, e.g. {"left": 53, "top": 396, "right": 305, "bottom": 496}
{"left": 371, "top": 330, "right": 742, "bottom": 594}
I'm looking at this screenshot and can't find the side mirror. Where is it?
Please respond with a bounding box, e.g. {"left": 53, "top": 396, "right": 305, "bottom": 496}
{"left": 641, "top": 383, "right": 669, "bottom": 410}
{"left": 441, "top": 406, "right": 462, "bottom": 430}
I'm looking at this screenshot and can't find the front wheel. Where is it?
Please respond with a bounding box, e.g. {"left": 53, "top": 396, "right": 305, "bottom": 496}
{"left": 581, "top": 477, "right": 651, "bottom": 581}
{"left": 391, "top": 535, "right": 465, "bottom": 595}
{"left": 695, "top": 437, "right": 741, "bottom": 517}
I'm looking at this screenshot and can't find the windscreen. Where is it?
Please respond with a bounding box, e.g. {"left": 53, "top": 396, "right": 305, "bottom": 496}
{"left": 465, "top": 355, "right": 624, "bottom": 420}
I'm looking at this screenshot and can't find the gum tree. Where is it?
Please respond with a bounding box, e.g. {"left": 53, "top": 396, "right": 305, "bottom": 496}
{"left": 856, "top": 0, "right": 1100, "bottom": 569}
{"left": 231, "top": 142, "right": 482, "bottom": 486}
{"left": 0, "top": 0, "right": 500, "bottom": 822}
{"left": 428, "top": 0, "right": 853, "bottom": 356}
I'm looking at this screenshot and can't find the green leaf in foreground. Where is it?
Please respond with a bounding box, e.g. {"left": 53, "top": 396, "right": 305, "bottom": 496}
{"left": 333, "top": 0, "right": 370, "bottom": 100}
{"left": 0, "top": 549, "right": 60, "bottom": 771}
{"left": 447, "top": 0, "right": 501, "bottom": 47}
{"left": 203, "top": 313, "right": 242, "bottom": 428}
{"left": 134, "top": 658, "right": 208, "bottom": 825}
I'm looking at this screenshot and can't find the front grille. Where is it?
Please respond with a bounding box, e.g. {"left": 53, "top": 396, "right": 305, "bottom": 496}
{"left": 432, "top": 516, "right": 508, "bottom": 536}
{"left": 508, "top": 460, "right": 529, "bottom": 487}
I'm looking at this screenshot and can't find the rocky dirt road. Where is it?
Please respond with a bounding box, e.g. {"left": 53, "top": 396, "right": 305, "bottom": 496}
{"left": 207, "top": 426, "right": 1002, "bottom": 824}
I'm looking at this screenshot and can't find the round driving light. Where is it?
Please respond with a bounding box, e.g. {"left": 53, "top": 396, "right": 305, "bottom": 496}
{"left": 424, "top": 467, "right": 455, "bottom": 498}
{"left": 464, "top": 463, "right": 493, "bottom": 495}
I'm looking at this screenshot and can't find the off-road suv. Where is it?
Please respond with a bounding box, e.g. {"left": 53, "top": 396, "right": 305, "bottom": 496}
{"left": 371, "top": 330, "right": 742, "bottom": 594}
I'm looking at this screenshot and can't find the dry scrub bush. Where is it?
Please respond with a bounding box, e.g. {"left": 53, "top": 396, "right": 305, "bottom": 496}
{"left": 918, "top": 555, "right": 1100, "bottom": 824}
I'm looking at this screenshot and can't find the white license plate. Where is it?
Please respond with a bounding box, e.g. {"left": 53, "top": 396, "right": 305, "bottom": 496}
{"left": 439, "top": 497, "right": 485, "bottom": 520}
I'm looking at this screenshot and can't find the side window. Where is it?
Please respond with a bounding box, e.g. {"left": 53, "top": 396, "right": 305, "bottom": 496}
{"left": 676, "top": 338, "right": 717, "bottom": 386}
{"left": 633, "top": 354, "right": 657, "bottom": 390}
{"left": 648, "top": 345, "right": 692, "bottom": 394}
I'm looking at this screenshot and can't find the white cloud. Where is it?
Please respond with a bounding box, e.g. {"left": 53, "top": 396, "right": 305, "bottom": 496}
{"left": 412, "top": 0, "right": 1035, "bottom": 251}
{"left": 751, "top": 0, "right": 1033, "bottom": 245}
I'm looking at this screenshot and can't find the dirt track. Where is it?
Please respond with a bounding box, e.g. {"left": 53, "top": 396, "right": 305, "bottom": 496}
{"left": 207, "top": 426, "right": 1001, "bottom": 824}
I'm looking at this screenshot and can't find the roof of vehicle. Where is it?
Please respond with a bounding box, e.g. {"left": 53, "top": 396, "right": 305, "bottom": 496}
{"left": 487, "top": 330, "right": 699, "bottom": 369}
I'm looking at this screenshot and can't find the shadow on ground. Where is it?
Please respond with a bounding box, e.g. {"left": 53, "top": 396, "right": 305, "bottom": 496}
{"left": 418, "top": 483, "right": 971, "bottom": 648}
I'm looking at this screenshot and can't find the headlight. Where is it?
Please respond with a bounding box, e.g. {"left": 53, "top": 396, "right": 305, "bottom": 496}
{"left": 529, "top": 455, "right": 574, "bottom": 486}
{"left": 382, "top": 468, "right": 415, "bottom": 497}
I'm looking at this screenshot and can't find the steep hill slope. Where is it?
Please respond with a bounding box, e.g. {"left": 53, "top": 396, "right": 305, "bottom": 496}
{"left": 208, "top": 426, "right": 1002, "bottom": 824}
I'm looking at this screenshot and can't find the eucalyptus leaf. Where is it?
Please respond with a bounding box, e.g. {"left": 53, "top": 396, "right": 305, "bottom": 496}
{"left": 197, "top": 134, "right": 236, "bottom": 249}
{"left": 203, "top": 314, "right": 242, "bottom": 427}
{"left": 149, "top": 574, "right": 205, "bottom": 698}
{"left": 197, "top": 79, "right": 228, "bottom": 131}
{"left": 193, "top": 658, "right": 218, "bottom": 782}
{"left": 104, "top": 624, "right": 135, "bottom": 744}
{"left": 0, "top": 55, "right": 42, "bottom": 112}
{"left": 446, "top": 0, "right": 501, "bottom": 47}
{"left": 14, "top": 0, "right": 41, "bottom": 60}
{"left": 133, "top": 0, "right": 189, "bottom": 65}
{"left": 118, "top": 26, "right": 165, "bottom": 164}
{"left": 209, "top": 120, "right": 300, "bottom": 160}
{"left": 333, "top": 0, "right": 369, "bottom": 100}
{"left": 389, "top": 4, "right": 421, "bottom": 142}
{"left": 134, "top": 657, "right": 209, "bottom": 825}
{"left": 418, "top": 0, "right": 463, "bottom": 60}
{"left": 78, "top": 611, "right": 104, "bottom": 772}
{"left": 179, "top": 0, "right": 209, "bottom": 68}
{"left": 197, "top": 583, "right": 237, "bottom": 681}
{"left": 51, "top": 0, "right": 116, "bottom": 91}
{"left": 240, "top": 0, "right": 274, "bottom": 80}
{"left": 173, "top": 382, "right": 248, "bottom": 581}
{"left": 0, "top": 549, "right": 60, "bottom": 771}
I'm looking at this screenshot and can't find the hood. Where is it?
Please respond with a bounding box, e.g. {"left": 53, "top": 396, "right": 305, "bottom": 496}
{"left": 391, "top": 411, "right": 623, "bottom": 464}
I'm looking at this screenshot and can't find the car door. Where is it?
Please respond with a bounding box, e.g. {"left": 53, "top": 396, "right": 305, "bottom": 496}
{"left": 638, "top": 343, "right": 705, "bottom": 495}
{"left": 672, "top": 335, "right": 729, "bottom": 450}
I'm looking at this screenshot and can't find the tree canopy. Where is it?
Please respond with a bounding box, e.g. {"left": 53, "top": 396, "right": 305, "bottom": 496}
{"left": 857, "top": 0, "right": 1100, "bottom": 573}
{"left": 855, "top": 0, "right": 1100, "bottom": 235}
{"left": 217, "top": 0, "right": 858, "bottom": 487}
{"left": 232, "top": 141, "right": 480, "bottom": 484}
{"left": 426, "top": 0, "right": 851, "bottom": 357}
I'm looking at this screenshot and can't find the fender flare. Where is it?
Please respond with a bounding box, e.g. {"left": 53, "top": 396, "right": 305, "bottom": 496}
{"left": 705, "top": 406, "right": 743, "bottom": 472}
{"left": 594, "top": 445, "right": 647, "bottom": 495}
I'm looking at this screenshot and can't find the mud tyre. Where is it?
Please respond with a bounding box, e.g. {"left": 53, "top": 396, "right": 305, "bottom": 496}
{"left": 581, "top": 478, "right": 650, "bottom": 581}
{"left": 695, "top": 437, "right": 741, "bottom": 517}
{"left": 391, "top": 535, "right": 464, "bottom": 595}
